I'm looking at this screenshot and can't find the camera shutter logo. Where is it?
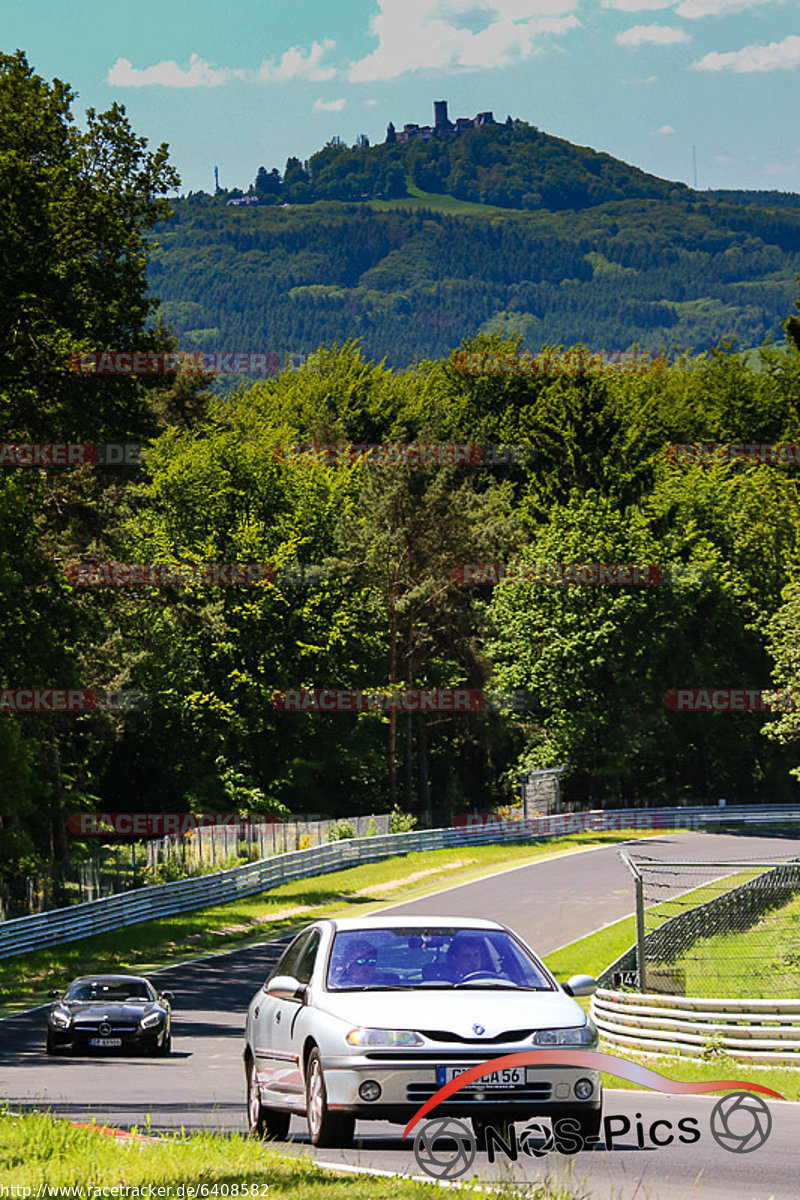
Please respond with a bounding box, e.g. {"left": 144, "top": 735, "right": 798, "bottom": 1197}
{"left": 710, "top": 1092, "right": 772, "bottom": 1154}
{"left": 413, "top": 1117, "right": 476, "bottom": 1179}
{"left": 519, "top": 1121, "right": 555, "bottom": 1157}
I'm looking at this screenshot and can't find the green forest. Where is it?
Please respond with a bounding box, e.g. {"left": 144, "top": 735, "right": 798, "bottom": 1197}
{"left": 4, "top": 51, "right": 800, "bottom": 915}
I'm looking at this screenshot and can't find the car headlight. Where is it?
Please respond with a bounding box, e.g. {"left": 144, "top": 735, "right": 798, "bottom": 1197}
{"left": 531, "top": 1024, "right": 597, "bottom": 1047}
{"left": 140, "top": 1012, "right": 163, "bottom": 1029}
{"left": 50, "top": 1008, "right": 71, "bottom": 1028}
{"left": 346, "top": 1027, "right": 424, "bottom": 1047}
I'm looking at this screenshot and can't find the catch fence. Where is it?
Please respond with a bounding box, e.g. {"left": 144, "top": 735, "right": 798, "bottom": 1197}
{"left": 603, "top": 851, "right": 800, "bottom": 998}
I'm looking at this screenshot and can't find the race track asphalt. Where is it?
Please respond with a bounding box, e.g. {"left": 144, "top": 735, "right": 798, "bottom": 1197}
{"left": 2, "top": 829, "right": 799, "bottom": 1199}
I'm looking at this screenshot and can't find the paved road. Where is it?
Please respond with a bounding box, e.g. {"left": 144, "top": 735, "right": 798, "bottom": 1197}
{"left": 2, "top": 829, "right": 799, "bottom": 1199}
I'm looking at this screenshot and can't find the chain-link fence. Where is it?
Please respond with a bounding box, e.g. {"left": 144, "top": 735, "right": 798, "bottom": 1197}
{"left": 608, "top": 852, "right": 800, "bottom": 998}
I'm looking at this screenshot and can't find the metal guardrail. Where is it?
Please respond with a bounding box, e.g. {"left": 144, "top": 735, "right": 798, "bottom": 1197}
{"left": 591, "top": 988, "right": 800, "bottom": 1064}
{"left": 2, "top": 802, "right": 799, "bottom": 961}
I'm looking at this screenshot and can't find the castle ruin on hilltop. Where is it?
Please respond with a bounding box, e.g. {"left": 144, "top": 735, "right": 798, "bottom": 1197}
{"left": 386, "top": 100, "right": 497, "bottom": 145}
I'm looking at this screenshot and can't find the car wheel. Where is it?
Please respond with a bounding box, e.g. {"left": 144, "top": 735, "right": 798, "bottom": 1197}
{"left": 155, "top": 1033, "right": 172, "bottom": 1057}
{"left": 554, "top": 1106, "right": 603, "bottom": 1148}
{"left": 247, "top": 1056, "right": 291, "bottom": 1141}
{"left": 45, "top": 1032, "right": 59, "bottom": 1056}
{"left": 472, "top": 1115, "right": 513, "bottom": 1150}
{"left": 305, "top": 1048, "right": 354, "bottom": 1148}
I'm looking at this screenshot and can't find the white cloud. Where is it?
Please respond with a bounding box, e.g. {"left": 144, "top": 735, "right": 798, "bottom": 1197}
{"left": 616, "top": 24, "right": 691, "bottom": 45}
{"left": 657, "top": 123, "right": 676, "bottom": 133}
{"left": 713, "top": 154, "right": 735, "bottom": 163}
{"left": 764, "top": 161, "right": 798, "bottom": 176}
{"left": 692, "top": 34, "right": 800, "bottom": 72}
{"left": 349, "top": 0, "right": 580, "bottom": 83}
{"left": 108, "top": 53, "right": 229, "bottom": 88}
{"left": 364, "top": 98, "right": 380, "bottom": 106}
{"left": 603, "top": 0, "right": 674, "bottom": 10}
{"left": 313, "top": 98, "right": 348, "bottom": 112}
{"left": 257, "top": 40, "right": 337, "bottom": 82}
{"left": 108, "top": 41, "right": 338, "bottom": 88}
{"left": 675, "top": 0, "right": 777, "bottom": 16}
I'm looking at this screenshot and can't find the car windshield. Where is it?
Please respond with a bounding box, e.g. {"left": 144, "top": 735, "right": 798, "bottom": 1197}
{"left": 326, "top": 927, "right": 553, "bottom": 991}
{"left": 64, "top": 980, "right": 154, "bottom": 1002}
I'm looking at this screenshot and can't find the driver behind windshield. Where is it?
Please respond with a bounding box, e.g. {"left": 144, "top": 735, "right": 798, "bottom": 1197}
{"left": 444, "top": 934, "right": 490, "bottom": 982}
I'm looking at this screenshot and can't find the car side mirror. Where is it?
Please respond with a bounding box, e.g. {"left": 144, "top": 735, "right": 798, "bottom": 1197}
{"left": 265, "top": 975, "right": 306, "bottom": 1002}
{"left": 564, "top": 974, "right": 598, "bottom": 997}
{"left": 48, "top": 989, "right": 61, "bottom": 999}
{"left": 160, "top": 991, "right": 174, "bottom": 1004}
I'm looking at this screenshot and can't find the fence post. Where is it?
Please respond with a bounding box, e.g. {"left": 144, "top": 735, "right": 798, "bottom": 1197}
{"left": 621, "top": 848, "right": 647, "bottom": 992}
{"left": 634, "top": 872, "right": 647, "bottom": 993}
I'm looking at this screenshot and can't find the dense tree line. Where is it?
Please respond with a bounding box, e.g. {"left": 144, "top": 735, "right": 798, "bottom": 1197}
{"left": 4, "top": 53, "right": 800, "bottom": 916}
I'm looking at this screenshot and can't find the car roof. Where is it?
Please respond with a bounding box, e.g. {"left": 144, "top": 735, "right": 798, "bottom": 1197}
{"left": 325, "top": 916, "right": 507, "bottom": 932}
{"left": 68, "top": 975, "right": 151, "bottom": 985}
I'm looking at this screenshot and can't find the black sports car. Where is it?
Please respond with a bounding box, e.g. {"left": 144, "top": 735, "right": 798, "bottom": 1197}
{"left": 46, "top": 974, "right": 173, "bottom": 1056}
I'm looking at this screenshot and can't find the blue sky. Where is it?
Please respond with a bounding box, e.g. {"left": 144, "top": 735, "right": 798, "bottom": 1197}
{"left": 3, "top": 0, "right": 799, "bottom": 194}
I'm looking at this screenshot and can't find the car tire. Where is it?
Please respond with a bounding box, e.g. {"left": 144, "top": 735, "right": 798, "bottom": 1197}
{"left": 247, "top": 1056, "right": 291, "bottom": 1141}
{"left": 472, "top": 1115, "right": 513, "bottom": 1150}
{"left": 45, "top": 1033, "right": 59, "bottom": 1056}
{"left": 155, "top": 1033, "right": 172, "bottom": 1057}
{"left": 305, "top": 1048, "right": 354, "bottom": 1148}
{"left": 554, "top": 1106, "right": 603, "bottom": 1148}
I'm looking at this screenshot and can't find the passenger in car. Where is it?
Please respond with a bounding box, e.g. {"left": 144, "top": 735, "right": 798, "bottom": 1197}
{"left": 337, "top": 939, "right": 379, "bottom": 985}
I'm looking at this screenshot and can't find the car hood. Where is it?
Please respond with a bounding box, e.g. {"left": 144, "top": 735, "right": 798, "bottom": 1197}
{"left": 60, "top": 1002, "right": 156, "bottom": 1020}
{"left": 314, "top": 988, "right": 586, "bottom": 1036}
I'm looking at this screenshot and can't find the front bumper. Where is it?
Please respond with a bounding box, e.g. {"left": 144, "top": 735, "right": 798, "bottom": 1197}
{"left": 48, "top": 1026, "right": 167, "bottom": 1053}
{"left": 318, "top": 1056, "right": 601, "bottom": 1120}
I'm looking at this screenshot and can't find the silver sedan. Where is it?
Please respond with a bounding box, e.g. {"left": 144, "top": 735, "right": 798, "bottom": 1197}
{"left": 244, "top": 916, "right": 601, "bottom": 1148}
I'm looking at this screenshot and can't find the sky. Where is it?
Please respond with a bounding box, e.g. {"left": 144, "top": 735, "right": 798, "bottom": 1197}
{"left": 2, "top": 0, "right": 799, "bottom": 195}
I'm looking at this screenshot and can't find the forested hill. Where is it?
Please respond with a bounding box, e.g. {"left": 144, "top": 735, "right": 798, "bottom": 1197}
{"left": 147, "top": 116, "right": 800, "bottom": 369}
{"left": 150, "top": 188, "right": 800, "bottom": 368}
{"left": 243, "top": 120, "right": 690, "bottom": 211}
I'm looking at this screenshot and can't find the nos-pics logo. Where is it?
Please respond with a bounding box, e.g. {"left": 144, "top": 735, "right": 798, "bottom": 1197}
{"left": 405, "top": 1050, "right": 780, "bottom": 1181}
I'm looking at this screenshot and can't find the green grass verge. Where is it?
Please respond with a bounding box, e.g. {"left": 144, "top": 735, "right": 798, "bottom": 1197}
{"left": 600, "top": 1049, "right": 800, "bottom": 1101}
{"left": 653, "top": 890, "right": 800, "bottom": 1000}
{"left": 0, "top": 831, "right": 663, "bottom": 1012}
{"left": 0, "top": 1110, "right": 581, "bottom": 1197}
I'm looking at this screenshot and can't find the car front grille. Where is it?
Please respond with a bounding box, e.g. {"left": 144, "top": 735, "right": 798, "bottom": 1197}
{"left": 406, "top": 1082, "right": 553, "bottom": 1103}
{"left": 363, "top": 1050, "right": 525, "bottom": 1061}
{"left": 73, "top": 1023, "right": 138, "bottom": 1033}
{"left": 419, "top": 1029, "right": 535, "bottom": 1044}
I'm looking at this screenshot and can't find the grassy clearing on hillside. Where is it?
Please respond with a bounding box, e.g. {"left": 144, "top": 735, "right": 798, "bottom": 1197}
{"left": 0, "top": 831, "right": 661, "bottom": 1010}
{"left": 0, "top": 1110, "right": 583, "bottom": 1197}
{"left": 368, "top": 183, "right": 513, "bottom": 216}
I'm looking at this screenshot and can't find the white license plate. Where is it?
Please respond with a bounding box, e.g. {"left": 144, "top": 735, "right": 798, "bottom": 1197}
{"left": 89, "top": 1037, "right": 122, "bottom": 1047}
{"left": 438, "top": 1066, "right": 525, "bottom": 1088}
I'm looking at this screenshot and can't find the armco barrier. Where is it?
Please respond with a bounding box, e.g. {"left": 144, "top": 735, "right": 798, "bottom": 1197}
{"left": 591, "top": 988, "right": 800, "bottom": 1064}
{"left": 2, "top": 803, "right": 799, "bottom": 960}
